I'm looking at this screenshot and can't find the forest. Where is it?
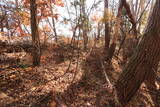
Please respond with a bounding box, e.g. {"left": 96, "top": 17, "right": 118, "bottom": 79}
{"left": 0, "top": 0, "right": 160, "bottom": 107}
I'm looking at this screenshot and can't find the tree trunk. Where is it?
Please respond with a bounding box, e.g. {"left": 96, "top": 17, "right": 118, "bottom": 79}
{"left": 52, "top": 17, "right": 58, "bottom": 43}
{"left": 49, "top": 0, "right": 58, "bottom": 43}
{"left": 81, "top": 0, "right": 88, "bottom": 50}
{"left": 145, "top": 64, "right": 159, "bottom": 107}
{"left": 30, "top": 0, "right": 41, "bottom": 66}
{"left": 104, "top": 0, "right": 110, "bottom": 51}
{"left": 115, "top": 0, "right": 160, "bottom": 105}
{"left": 83, "top": 31, "right": 88, "bottom": 50}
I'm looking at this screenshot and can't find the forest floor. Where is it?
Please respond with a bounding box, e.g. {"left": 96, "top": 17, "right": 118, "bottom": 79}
{"left": 0, "top": 42, "right": 159, "bottom": 107}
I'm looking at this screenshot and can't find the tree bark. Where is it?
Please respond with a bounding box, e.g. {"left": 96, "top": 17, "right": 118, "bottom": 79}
{"left": 115, "top": 0, "right": 160, "bottom": 105}
{"left": 145, "top": 64, "right": 159, "bottom": 107}
{"left": 104, "top": 0, "right": 110, "bottom": 51}
{"left": 30, "top": 0, "right": 41, "bottom": 66}
{"left": 49, "top": 0, "right": 58, "bottom": 43}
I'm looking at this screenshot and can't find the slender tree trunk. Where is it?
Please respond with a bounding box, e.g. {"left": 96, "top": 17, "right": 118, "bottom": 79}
{"left": 115, "top": 0, "right": 160, "bottom": 105}
{"left": 0, "top": 19, "right": 4, "bottom": 32}
{"left": 134, "top": 0, "right": 139, "bottom": 18}
{"left": 52, "top": 18, "right": 58, "bottom": 43}
{"left": 122, "top": 0, "right": 137, "bottom": 38}
{"left": 83, "top": 31, "right": 88, "bottom": 50}
{"left": 104, "top": 0, "right": 110, "bottom": 51}
{"left": 49, "top": 0, "right": 58, "bottom": 43}
{"left": 30, "top": 0, "right": 41, "bottom": 66}
{"left": 97, "top": 22, "right": 101, "bottom": 40}
{"left": 130, "top": 0, "right": 135, "bottom": 15}
{"left": 104, "top": 0, "right": 114, "bottom": 63}
{"left": 81, "top": 0, "right": 88, "bottom": 50}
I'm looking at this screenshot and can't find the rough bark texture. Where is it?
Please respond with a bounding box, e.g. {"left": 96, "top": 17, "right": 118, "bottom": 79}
{"left": 30, "top": 0, "right": 41, "bottom": 66}
{"left": 145, "top": 64, "right": 159, "bottom": 107}
{"left": 115, "top": 0, "right": 160, "bottom": 105}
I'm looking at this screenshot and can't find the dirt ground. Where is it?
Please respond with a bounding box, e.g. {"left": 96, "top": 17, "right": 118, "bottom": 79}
{"left": 0, "top": 44, "right": 159, "bottom": 107}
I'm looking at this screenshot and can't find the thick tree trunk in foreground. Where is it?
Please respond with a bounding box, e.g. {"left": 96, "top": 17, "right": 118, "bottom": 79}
{"left": 115, "top": 0, "right": 160, "bottom": 106}
{"left": 30, "top": 0, "right": 41, "bottom": 66}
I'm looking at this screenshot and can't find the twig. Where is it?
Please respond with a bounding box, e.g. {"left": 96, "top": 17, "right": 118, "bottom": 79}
{"left": 100, "top": 59, "right": 112, "bottom": 88}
